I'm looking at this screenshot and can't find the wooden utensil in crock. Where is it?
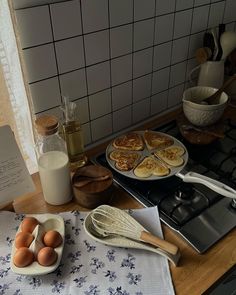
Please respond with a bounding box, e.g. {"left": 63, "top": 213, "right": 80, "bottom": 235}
{"left": 72, "top": 165, "right": 113, "bottom": 209}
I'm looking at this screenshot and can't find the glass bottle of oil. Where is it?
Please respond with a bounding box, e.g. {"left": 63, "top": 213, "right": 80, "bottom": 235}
{"left": 61, "top": 97, "right": 87, "bottom": 170}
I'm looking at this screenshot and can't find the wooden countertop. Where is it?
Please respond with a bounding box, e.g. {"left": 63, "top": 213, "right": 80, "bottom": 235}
{"left": 3, "top": 108, "right": 236, "bottom": 295}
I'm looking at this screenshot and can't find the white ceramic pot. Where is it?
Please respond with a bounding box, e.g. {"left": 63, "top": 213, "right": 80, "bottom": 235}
{"left": 182, "top": 86, "right": 228, "bottom": 127}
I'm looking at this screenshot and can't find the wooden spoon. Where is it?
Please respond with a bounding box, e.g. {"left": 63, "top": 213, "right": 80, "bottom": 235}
{"left": 205, "top": 75, "right": 236, "bottom": 105}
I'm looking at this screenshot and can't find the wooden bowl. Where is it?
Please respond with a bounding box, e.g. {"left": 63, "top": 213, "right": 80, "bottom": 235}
{"left": 72, "top": 165, "right": 113, "bottom": 209}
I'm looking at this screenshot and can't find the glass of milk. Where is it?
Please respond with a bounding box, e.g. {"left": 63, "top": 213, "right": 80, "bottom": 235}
{"left": 35, "top": 115, "right": 72, "bottom": 205}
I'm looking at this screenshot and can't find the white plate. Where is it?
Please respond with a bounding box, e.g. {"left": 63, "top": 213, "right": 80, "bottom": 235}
{"left": 106, "top": 130, "right": 188, "bottom": 180}
{"left": 10, "top": 213, "right": 64, "bottom": 275}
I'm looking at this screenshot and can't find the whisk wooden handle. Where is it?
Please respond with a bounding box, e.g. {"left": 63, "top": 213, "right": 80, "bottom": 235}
{"left": 140, "top": 231, "right": 178, "bottom": 255}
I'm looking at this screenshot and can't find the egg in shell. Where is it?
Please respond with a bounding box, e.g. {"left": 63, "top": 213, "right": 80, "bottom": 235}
{"left": 43, "top": 230, "right": 62, "bottom": 248}
{"left": 37, "top": 247, "right": 58, "bottom": 266}
{"left": 21, "top": 217, "right": 39, "bottom": 233}
{"left": 13, "top": 247, "right": 34, "bottom": 267}
{"left": 15, "top": 232, "right": 34, "bottom": 249}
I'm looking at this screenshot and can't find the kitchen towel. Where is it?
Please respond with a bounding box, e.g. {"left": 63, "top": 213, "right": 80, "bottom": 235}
{"left": 0, "top": 207, "right": 175, "bottom": 295}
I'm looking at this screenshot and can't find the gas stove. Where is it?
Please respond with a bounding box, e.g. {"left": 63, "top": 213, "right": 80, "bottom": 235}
{"left": 92, "top": 119, "right": 236, "bottom": 253}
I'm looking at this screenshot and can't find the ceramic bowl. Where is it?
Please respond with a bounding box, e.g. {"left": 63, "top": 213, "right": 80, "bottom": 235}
{"left": 182, "top": 86, "right": 228, "bottom": 127}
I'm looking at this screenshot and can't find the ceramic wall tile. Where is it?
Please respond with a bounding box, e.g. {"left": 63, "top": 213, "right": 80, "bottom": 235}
{"left": 134, "top": 19, "right": 155, "bottom": 51}
{"left": 59, "top": 69, "right": 87, "bottom": 100}
{"left": 74, "top": 97, "right": 90, "bottom": 124}
{"left": 152, "top": 67, "right": 170, "bottom": 95}
{"left": 191, "top": 5, "right": 210, "bottom": 34}
{"left": 113, "top": 106, "right": 132, "bottom": 132}
{"left": 224, "top": 0, "right": 236, "bottom": 23}
{"left": 155, "top": 14, "right": 174, "bottom": 44}
{"left": 132, "top": 97, "right": 150, "bottom": 124}
{"left": 91, "top": 114, "right": 112, "bottom": 141}
{"left": 50, "top": 0, "right": 82, "bottom": 40}
{"left": 87, "top": 62, "right": 110, "bottom": 94}
{"left": 15, "top": 6, "right": 52, "bottom": 48}
{"left": 111, "top": 55, "right": 132, "bottom": 86}
{"left": 176, "top": 0, "right": 194, "bottom": 11}
{"left": 133, "top": 74, "right": 152, "bottom": 102}
{"left": 171, "top": 36, "right": 190, "bottom": 64}
{"left": 150, "top": 90, "right": 168, "bottom": 115}
{"left": 84, "top": 30, "right": 109, "bottom": 66}
{"left": 81, "top": 0, "right": 108, "bottom": 33}
{"left": 208, "top": 2, "right": 225, "bottom": 28}
{"left": 112, "top": 81, "right": 132, "bottom": 111}
{"left": 110, "top": 25, "right": 133, "bottom": 58}
{"left": 29, "top": 77, "right": 61, "bottom": 113}
{"left": 55, "top": 36, "right": 84, "bottom": 74}
{"left": 89, "top": 89, "right": 112, "bottom": 120}
{"left": 134, "top": 0, "right": 155, "bottom": 21}
{"left": 153, "top": 42, "right": 172, "bottom": 71}
{"left": 109, "top": 0, "right": 133, "bottom": 27}
{"left": 133, "top": 48, "right": 153, "bottom": 78}
{"left": 174, "top": 9, "right": 192, "bottom": 39}
{"left": 14, "top": 0, "right": 234, "bottom": 148}
{"left": 23, "top": 44, "right": 57, "bottom": 83}
{"left": 168, "top": 83, "right": 185, "bottom": 107}
{"left": 35, "top": 106, "right": 64, "bottom": 122}
{"left": 155, "top": 0, "right": 175, "bottom": 16}
{"left": 169, "top": 61, "right": 187, "bottom": 88}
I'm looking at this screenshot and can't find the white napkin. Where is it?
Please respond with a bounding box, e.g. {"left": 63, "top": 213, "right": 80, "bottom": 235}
{"left": 0, "top": 207, "right": 175, "bottom": 295}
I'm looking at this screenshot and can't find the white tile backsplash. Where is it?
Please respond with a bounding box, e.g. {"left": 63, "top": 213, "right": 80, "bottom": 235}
{"left": 109, "top": 0, "right": 133, "bottom": 27}
{"left": 150, "top": 90, "right": 168, "bottom": 115}
{"left": 29, "top": 77, "right": 61, "bottom": 113}
{"left": 81, "top": 0, "right": 109, "bottom": 34}
{"left": 84, "top": 30, "right": 109, "bottom": 66}
{"left": 13, "top": 0, "right": 236, "bottom": 147}
{"left": 55, "top": 36, "right": 84, "bottom": 74}
{"left": 89, "top": 89, "right": 112, "bottom": 120}
{"left": 50, "top": 0, "right": 82, "bottom": 40}
{"left": 87, "top": 61, "right": 110, "bottom": 94}
{"left": 133, "top": 74, "right": 152, "bottom": 102}
{"left": 153, "top": 42, "right": 172, "bottom": 71}
{"left": 152, "top": 67, "right": 170, "bottom": 95}
{"left": 112, "top": 81, "right": 132, "bottom": 111}
{"left": 113, "top": 105, "right": 132, "bottom": 132}
{"left": 23, "top": 44, "right": 57, "bottom": 83}
{"left": 134, "top": 19, "right": 155, "bottom": 51}
{"left": 110, "top": 25, "right": 132, "bottom": 58}
{"left": 111, "top": 55, "right": 132, "bottom": 86}
{"left": 15, "top": 6, "right": 52, "bottom": 48}
{"left": 133, "top": 48, "right": 153, "bottom": 78}
{"left": 59, "top": 69, "right": 87, "bottom": 100}
{"left": 134, "top": 0, "right": 155, "bottom": 21}
{"left": 174, "top": 9, "right": 192, "bottom": 39}
{"left": 155, "top": 14, "right": 174, "bottom": 44}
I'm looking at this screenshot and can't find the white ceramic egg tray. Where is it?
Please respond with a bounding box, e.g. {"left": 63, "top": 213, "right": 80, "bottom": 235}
{"left": 10, "top": 213, "right": 64, "bottom": 275}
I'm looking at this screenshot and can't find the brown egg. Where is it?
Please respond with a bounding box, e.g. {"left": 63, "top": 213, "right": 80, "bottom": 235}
{"left": 43, "top": 230, "right": 63, "bottom": 248}
{"left": 15, "top": 232, "right": 34, "bottom": 249}
{"left": 13, "top": 247, "right": 34, "bottom": 267}
{"left": 21, "top": 217, "right": 39, "bottom": 233}
{"left": 37, "top": 247, "right": 57, "bottom": 266}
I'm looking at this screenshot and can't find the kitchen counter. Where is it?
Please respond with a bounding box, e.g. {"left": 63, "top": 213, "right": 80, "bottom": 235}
{"left": 4, "top": 107, "right": 236, "bottom": 295}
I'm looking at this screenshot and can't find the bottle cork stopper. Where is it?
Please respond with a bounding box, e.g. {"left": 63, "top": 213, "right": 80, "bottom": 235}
{"left": 35, "top": 115, "right": 59, "bottom": 135}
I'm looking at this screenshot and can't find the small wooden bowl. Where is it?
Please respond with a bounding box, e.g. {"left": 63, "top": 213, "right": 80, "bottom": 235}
{"left": 72, "top": 165, "right": 113, "bottom": 209}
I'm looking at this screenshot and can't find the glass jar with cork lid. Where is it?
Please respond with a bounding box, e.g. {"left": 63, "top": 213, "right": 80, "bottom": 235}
{"left": 35, "top": 115, "right": 72, "bottom": 205}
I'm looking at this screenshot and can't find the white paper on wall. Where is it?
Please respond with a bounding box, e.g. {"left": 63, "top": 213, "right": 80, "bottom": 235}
{"left": 0, "top": 125, "right": 35, "bottom": 205}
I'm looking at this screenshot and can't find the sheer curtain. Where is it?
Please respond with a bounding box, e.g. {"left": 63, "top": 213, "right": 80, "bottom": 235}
{"left": 0, "top": 0, "right": 37, "bottom": 174}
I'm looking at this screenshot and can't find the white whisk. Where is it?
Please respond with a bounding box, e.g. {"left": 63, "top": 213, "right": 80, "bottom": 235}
{"left": 90, "top": 205, "right": 179, "bottom": 256}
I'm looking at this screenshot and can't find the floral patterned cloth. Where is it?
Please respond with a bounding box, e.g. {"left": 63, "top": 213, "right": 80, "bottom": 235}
{"left": 0, "top": 207, "right": 175, "bottom": 295}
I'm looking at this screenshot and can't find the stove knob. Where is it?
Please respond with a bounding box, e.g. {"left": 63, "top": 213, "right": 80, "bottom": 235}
{"left": 175, "top": 183, "right": 194, "bottom": 200}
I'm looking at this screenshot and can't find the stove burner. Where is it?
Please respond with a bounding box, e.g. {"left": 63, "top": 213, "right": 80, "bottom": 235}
{"left": 175, "top": 183, "right": 194, "bottom": 201}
